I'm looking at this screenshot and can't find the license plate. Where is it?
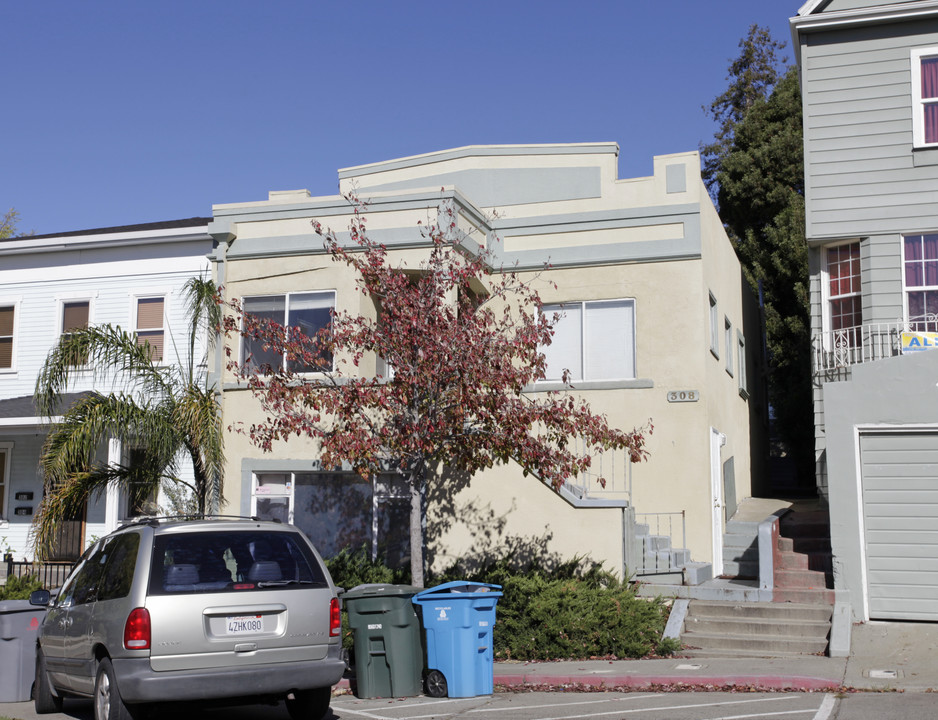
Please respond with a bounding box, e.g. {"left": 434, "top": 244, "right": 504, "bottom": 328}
{"left": 226, "top": 615, "right": 264, "bottom": 634}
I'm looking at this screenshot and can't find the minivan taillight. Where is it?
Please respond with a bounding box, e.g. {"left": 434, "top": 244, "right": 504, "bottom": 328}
{"left": 329, "top": 597, "right": 341, "bottom": 637}
{"left": 124, "top": 608, "right": 151, "bottom": 650}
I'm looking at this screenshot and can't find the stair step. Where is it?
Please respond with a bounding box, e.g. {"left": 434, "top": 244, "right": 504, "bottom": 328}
{"left": 680, "top": 647, "right": 825, "bottom": 658}
{"left": 679, "top": 631, "right": 829, "bottom": 655}
{"left": 722, "top": 532, "right": 758, "bottom": 549}
{"left": 721, "top": 560, "right": 758, "bottom": 579}
{"left": 683, "top": 615, "right": 830, "bottom": 638}
{"left": 777, "top": 551, "right": 808, "bottom": 570}
{"left": 687, "top": 600, "right": 832, "bottom": 622}
{"left": 724, "top": 546, "right": 758, "bottom": 562}
{"left": 774, "top": 568, "right": 829, "bottom": 589}
{"left": 773, "top": 588, "right": 835, "bottom": 605}
{"left": 725, "top": 520, "right": 761, "bottom": 536}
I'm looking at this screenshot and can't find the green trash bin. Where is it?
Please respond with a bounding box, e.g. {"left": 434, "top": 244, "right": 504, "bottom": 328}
{"left": 342, "top": 584, "right": 424, "bottom": 698}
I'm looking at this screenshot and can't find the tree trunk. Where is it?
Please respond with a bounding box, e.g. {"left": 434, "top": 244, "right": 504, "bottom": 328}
{"left": 409, "top": 467, "right": 425, "bottom": 588}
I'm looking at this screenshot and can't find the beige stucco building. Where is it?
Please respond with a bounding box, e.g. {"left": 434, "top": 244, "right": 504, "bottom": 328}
{"left": 208, "top": 143, "right": 766, "bottom": 580}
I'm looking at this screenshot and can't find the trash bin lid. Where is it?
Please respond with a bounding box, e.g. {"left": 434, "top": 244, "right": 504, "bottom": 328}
{"left": 341, "top": 583, "right": 424, "bottom": 599}
{"left": 413, "top": 581, "right": 503, "bottom": 600}
{"left": 0, "top": 600, "right": 35, "bottom": 614}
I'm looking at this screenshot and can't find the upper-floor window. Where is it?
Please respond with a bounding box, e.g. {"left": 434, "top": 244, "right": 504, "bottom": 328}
{"left": 242, "top": 291, "right": 335, "bottom": 373}
{"left": 911, "top": 48, "right": 938, "bottom": 148}
{"left": 724, "top": 317, "right": 733, "bottom": 376}
{"left": 0, "top": 305, "right": 14, "bottom": 370}
{"left": 540, "top": 299, "right": 636, "bottom": 382}
{"left": 135, "top": 297, "right": 165, "bottom": 362}
{"left": 904, "top": 233, "right": 938, "bottom": 331}
{"left": 825, "top": 242, "right": 862, "bottom": 340}
{"left": 709, "top": 292, "right": 719, "bottom": 359}
{"left": 62, "top": 300, "right": 90, "bottom": 365}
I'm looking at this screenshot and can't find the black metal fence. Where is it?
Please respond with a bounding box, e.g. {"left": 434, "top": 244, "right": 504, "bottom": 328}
{"left": 4, "top": 556, "right": 75, "bottom": 589}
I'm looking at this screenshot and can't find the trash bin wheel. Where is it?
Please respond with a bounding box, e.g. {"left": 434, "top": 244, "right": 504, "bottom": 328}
{"left": 424, "top": 669, "right": 447, "bottom": 698}
{"left": 285, "top": 686, "right": 331, "bottom": 720}
{"left": 34, "top": 649, "right": 63, "bottom": 714}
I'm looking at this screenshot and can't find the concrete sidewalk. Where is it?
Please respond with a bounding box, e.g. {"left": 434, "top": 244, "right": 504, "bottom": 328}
{"left": 494, "top": 620, "right": 938, "bottom": 692}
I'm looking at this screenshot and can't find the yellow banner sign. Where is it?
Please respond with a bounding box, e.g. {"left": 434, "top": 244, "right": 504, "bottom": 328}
{"left": 901, "top": 331, "right": 938, "bottom": 353}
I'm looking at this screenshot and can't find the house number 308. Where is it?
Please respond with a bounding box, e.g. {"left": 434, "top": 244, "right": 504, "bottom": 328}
{"left": 667, "top": 390, "right": 699, "bottom": 403}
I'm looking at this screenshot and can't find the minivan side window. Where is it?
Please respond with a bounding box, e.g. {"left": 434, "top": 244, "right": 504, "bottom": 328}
{"left": 97, "top": 533, "right": 141, "bottom": 602}
{"left": 59, "top": 541, "right": 110, "bottom": 607}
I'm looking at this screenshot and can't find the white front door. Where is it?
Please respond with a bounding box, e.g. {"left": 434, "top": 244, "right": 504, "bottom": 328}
{"left": 710, "top": 427, "right": 726, "bottom": 576}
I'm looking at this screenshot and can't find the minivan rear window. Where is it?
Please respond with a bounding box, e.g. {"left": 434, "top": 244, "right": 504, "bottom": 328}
{"left": 149, "top": 530, "right": 328, "bottom": 595}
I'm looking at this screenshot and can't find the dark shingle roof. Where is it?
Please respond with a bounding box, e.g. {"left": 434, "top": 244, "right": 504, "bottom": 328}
{"left": 5, "top": 217, "right": 212, "bottom": 242}
{"left": 0, "top": 392, "right": 97, "bottom": 419}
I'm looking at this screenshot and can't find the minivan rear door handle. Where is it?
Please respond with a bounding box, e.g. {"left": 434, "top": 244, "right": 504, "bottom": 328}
{"left": 234, "top": 643, "right": 257, "bottom": 653}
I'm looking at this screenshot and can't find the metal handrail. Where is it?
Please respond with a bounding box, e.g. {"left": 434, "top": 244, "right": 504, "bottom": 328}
{"left": 812, "top": 314, "right": 938, "bottom": 375}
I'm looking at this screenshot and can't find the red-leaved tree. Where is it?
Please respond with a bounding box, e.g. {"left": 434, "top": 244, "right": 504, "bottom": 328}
{"left": 223, "top": 200, "right": 650, "bottom": 586}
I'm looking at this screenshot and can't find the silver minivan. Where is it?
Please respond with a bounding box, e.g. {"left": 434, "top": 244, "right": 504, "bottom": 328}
{"left": 30, "top": 517, "right": 345, "bottom": 720}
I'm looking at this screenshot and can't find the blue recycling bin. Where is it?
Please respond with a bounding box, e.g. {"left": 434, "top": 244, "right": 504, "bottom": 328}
{"left": 411, "top": 581, "right": 502, "bottom": 698}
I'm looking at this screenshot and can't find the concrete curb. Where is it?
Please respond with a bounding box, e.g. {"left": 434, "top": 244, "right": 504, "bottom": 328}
{"left": 494, "top": 673, "right": 842, "bottom": 691}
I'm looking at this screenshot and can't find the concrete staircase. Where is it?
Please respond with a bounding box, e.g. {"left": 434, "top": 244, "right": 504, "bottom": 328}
{"left": 680, "top": 600, "right": 832, "bottom": 657}
{"left": 722, "top": 520, "right": 759, "bottom": 578}
{"left": 633, "top": 521, "right": 711, "bottom": 584}
{"left": 677, "top": 506, "right": 836, "bottom": 657}
{"left": 774, "top": 509, "right": 835, "bottom": 605}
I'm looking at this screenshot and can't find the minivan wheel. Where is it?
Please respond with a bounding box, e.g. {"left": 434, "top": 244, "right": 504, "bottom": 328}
{"left": 94, "top": 658, "right": 136, "bottom": 720}
{"left": 34, "top": 649, "right": 63, "bottom": 714}
{"left": 284, "top": 687, "right": 330, "bottom": 720}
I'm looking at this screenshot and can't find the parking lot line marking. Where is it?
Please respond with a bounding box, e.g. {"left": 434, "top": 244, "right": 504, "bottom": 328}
{"left": 530, "top": 694, "right": 799, "bottom": 720}
{"left": 711, "top": 711, "right": 819, "bottom": 720}
{"left": 813, "top": 694, "right": 836, "bottom": 720}
{"left": 468, "top": 694, "right": 660, "bottom": 712}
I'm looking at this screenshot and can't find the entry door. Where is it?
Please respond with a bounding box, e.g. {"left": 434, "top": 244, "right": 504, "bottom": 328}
{"left": 710, "top": 428, "right": 726, "bottom": 576}
{"left": 49, "top": 502, "right": 85, "bottom": 561}
{"left": 860, "top": 431, "right": 938, "bottom": 621}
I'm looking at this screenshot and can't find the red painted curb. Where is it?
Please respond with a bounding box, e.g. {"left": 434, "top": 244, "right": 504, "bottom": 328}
{"left": 494, "top": 674, "right": 841, "bottom": 691}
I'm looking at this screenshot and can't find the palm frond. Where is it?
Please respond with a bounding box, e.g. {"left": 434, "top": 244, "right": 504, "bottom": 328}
{"left": 34, "top": 324, "right": 172, "bottom": 416}
{"left": 39, "top": 393, "right": 181, "bottom": 489}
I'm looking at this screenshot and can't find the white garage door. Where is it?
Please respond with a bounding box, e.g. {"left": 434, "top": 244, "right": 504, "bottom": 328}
{"left": 860, "top": 431, "right": 938, "bottom": 621}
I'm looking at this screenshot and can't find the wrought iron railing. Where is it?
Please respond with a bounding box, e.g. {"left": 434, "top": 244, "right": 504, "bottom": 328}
{"left": 4, "top": 556, "right": 75, "bottom": 589}
{"left": 812, "top": 314, "right": 938, "bottom": 376}
{"left": 561, "top": 439, "right": 632, "bottom": 501}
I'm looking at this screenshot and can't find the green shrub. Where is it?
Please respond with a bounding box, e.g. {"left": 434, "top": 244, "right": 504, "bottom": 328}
{"left": 438, "top": 556, "right": 676, "bottom": 660}
{"left": 0, "top": 573, "right": 43, "bottom": 601}
{"left": 328, "top": 551, "right": 678, "bottom": 660}
{"left": 324, "top": 545, "right": 410, "bottom": 591}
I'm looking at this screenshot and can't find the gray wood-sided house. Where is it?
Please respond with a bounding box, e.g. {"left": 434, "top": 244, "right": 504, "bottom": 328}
{"left": 793, "top": 0, "right": 938, "bottom": 622}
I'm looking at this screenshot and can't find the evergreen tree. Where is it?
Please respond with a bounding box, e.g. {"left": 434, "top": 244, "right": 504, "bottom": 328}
{"left": 706, "top": 38, "right": 813, "bottom": 487}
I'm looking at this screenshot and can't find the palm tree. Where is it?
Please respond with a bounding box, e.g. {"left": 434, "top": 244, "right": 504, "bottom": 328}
{"left": 33, "top": 277, "right": 224, "bottom": 558}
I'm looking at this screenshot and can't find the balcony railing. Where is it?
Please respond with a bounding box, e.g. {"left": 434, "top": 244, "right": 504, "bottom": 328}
{"left": 812, "top": 315, "right": 938, "bottom": 376}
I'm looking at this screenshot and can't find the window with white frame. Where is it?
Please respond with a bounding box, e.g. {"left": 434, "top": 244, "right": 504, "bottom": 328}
{"left": 135, "top": 297, "right": 165, "bottom": 362}
{"left": 252, "top": 471, "right": 410, "bottom": 568}
{"left": 724, "top": 317, "right": 733, "bottom": 376}
{"left": 241, "top": 291, "right": 335, "bottom": 373}
{"left": 0, "top": 443, "right": 10, "bottom": 521}
{"left": 0, "top": 305, "right": 14, "bottom": 370}
{"left": 540, "top": 299, "right": 636, "bottom": 382}
{"left": 709, "top": 292, "right": 719, "bottom": 358}
{"left": 61, "top": 300, "right": 90, "bottom": 365}
{"left": 911, "top": 48, "right": 938, "bottom": 148}
{"left": 904, "top": 233, "right": 938, "bottom": 331}
{"left": 825, "top": 242, "right": 862, "bottom": 344}
{"left": 737, "top": 332, "right": 748, "bottom": 398}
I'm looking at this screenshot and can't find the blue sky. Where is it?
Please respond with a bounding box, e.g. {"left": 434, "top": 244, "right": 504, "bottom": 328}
{"left": 2, "top": 1, "right": 798, "bottom": 236}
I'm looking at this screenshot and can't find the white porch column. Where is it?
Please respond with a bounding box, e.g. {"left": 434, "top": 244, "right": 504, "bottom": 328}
{"left": 105, "top": 438, "right": 122, "bottom": 532}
